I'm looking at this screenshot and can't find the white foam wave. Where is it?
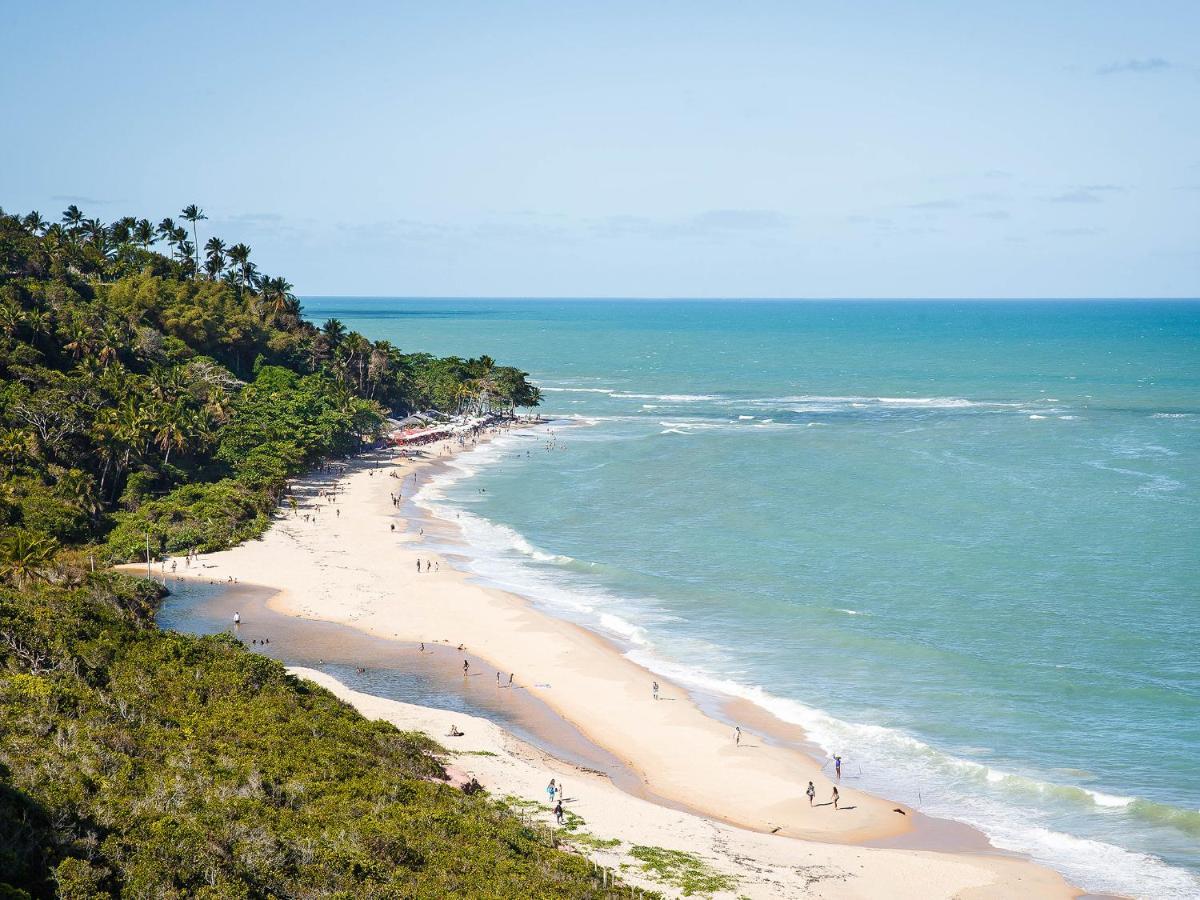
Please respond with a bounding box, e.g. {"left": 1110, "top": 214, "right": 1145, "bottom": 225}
{"left": 1085, "top": 461, "right": 1184, "bottom": 496}
{"left": 740, "top": 395, "right": 1019, "bottom": 410}
{"left": 1086, "top": 789, "right": 1137, "bottom": 808}
{"left": 617, "top": 392, "right": 725, "bottom": 402}
{"left": 1029, "top": 414, "right": 1047, "bottom": 420}
{"left": 598, "top": 613, "right": 652, "bottom": 646}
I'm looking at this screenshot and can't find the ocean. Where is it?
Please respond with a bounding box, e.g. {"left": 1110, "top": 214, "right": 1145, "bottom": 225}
{"left": 303, "top": 298, "right": 1199, "bottom": 898}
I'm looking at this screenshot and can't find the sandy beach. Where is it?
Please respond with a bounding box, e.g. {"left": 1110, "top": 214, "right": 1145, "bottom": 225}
{"left": 157, "top": 426, "right": 1079, "bottom": 898}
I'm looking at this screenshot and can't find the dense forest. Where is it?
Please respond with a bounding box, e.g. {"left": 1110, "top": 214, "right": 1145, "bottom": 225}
{"left": 0, "top": 204, "right": 540, "bottom": 563}
{"left": 0, "top": 206, "right": 622, "bottom": 899}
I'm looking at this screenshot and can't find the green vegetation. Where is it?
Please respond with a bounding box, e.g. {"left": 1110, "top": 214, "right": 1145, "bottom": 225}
{"left": 498, "top": 796, "right": 623, "bottom": 853}
{"left": 629, "top": 846, "right": 738, "bottom": 897}
{"left": 0, "top": 205, "right": 606, "bottom": 898}
{"left": 0, "top": 574, "right": 609, "bottom": 897}
{"left": 0, "top": 204, "right": 540, "bottom": 563}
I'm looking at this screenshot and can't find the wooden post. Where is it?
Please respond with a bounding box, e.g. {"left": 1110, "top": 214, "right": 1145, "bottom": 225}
{"left": 145, "top": 531, "right": 151, "bottom": 577}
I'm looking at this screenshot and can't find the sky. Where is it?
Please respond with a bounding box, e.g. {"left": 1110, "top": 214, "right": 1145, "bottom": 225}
{"left": 1, "top": 1, "right": 1197, "bottom": 298}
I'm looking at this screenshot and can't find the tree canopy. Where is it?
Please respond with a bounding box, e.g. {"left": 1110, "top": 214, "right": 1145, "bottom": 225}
{"left": 0, "top": 204, "right": 540, "bottom": 563}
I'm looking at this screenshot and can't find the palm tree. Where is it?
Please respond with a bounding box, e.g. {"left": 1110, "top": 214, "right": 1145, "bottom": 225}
{"left": 96, "top": 322, "right": 125, "bottom": 367}
{"left": 56, "top": 470, "right": 102, "bottom": 523}
{"left": 0, "top": 530, "right": 59, "bottom": 587}
{"left": 154, "top": 401, "right": 191, "bottom": 465}
{"left": 0, "top": 303, "right": 23, "bottom": 338}
{"left": 61, "top": 320, "right": 95, "bottom": 361}
{"left": 321, "top": 318, "right": 346, "bottom": 347}
{"left": 260, "top": 275, "right": 297, "bottom": 323}
{"left": 111, "top": 216, "right": 137, "bottom": 245}
{"left": 180, "top": 205, "right": 207, "bottom": 276}
{"left": 170, "top": 226, "right": 188, "bottom": 260}
{"left": 156, "top": 217, "right": 177, "bottom": 246}
{"left": 22, "top": 211, "right": 47, "bottom": 234}
{"left": 204, "top": 237, "right": 227, "bottom": 279}
{"left": 61, "top": 204, "right": 84, "bottom": 233}
{"left": 23, "top": 308, "right": 52, "bottom": 350}
{"left": 133, "top": 219, "right": 155, "bottom": 247}
{"left": 340, "top": 333, "right": 372, "bottom": 393}
{"left": 81, "top": 218, "right": 107, "bottom": 246}
{"left": 148, "top": 366, "right": 185, "bottom": 403}
{"left": 178, "top": 240, "right": 196, "bottom": 276}
{"left": 226, "top": 243, "right": 252, "bottom": 287}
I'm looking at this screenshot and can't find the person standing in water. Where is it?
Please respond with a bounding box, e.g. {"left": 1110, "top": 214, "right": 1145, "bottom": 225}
{"left": 233, "top": 611, "right": 241, "bottom": 625}
{"left": 834, "top": 755, "right": 842, "bottom": 780}
{"left": 806, "top": 782, "right": 816, "bottom": 806}
{"left": 463, "top": 659, "right": 469, "bottom": 676}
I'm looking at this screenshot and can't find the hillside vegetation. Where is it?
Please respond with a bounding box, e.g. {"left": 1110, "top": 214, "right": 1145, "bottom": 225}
{"left": 0, "top": 206, "right": 620, "bottom": 899}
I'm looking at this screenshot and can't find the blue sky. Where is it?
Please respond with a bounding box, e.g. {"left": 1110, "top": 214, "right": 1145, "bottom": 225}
{"left": 1, "top": 1, "right": 1197, "bottom": 297}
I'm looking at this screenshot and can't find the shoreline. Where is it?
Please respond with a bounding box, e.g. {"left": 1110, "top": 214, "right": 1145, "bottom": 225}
{"left": 149, "top": 425, "right": 1080, "bottom": 897}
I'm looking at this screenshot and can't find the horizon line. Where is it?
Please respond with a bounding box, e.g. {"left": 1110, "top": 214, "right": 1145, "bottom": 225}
{"left": 298, "top": 295, "right": 1200, "bottom": 302}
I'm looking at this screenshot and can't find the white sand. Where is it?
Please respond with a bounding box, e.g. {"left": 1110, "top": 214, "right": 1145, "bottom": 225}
{"left": 161, "top": 431, "right": 1078, "bottom": 898}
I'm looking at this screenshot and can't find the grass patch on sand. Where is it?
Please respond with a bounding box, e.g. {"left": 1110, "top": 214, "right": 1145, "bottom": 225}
{"left": 629, "top": 845, "right": 737, "bottom": 897}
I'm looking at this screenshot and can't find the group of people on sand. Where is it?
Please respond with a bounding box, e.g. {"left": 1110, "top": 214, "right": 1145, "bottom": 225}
{"left": 415, "top": 559, "right": 438, "bottom": 573}
{"left": 546, "top": 779, "right": 566, "bottom": 824}
{"left": 653, "top": 679, "right": 850, "bottom": 812}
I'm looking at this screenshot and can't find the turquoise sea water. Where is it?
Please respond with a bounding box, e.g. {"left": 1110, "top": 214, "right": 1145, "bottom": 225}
{"left": 305, "top": 298, "right": 1199, "bottom": 898}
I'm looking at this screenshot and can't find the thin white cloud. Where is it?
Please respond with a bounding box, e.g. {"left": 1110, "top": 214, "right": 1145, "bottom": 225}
{"left": 903, "top": 200, "right": 961, "bottom": 210}
{"left": 1046, "top": 185, "right": 1123, "bottom": 204}
{"left": 1096, "top": 58, "right": 1170, "bottom": 75}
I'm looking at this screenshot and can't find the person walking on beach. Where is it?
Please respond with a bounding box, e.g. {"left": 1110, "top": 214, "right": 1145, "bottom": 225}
{"left": 509, "top": 672, "right": 514, "bottom": 686}
{"left": 416, "top": 559, "right": 421, "bottom": 573}
{"left": 834, "top": 755, "right": 842, "bottom": 780}
{"left": 554, "top": 800, "right": 564, "bottom": 825}
{"left": 652, "top": 681, "right": 659, "bottom": 701}
{"left": 463, "top": 659, "right": 469, "bottom": 676}
{"left": 546, "top": 779, "right": 556, "bottom": 804}
{"left": 735, "top": 726, "right": 741, "bottom": 746}
{"left": 806, "top": 781, "right": 816, "bottom": 806}
{"left": 831, "top": 786, "right": 840, "bottom": 809}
